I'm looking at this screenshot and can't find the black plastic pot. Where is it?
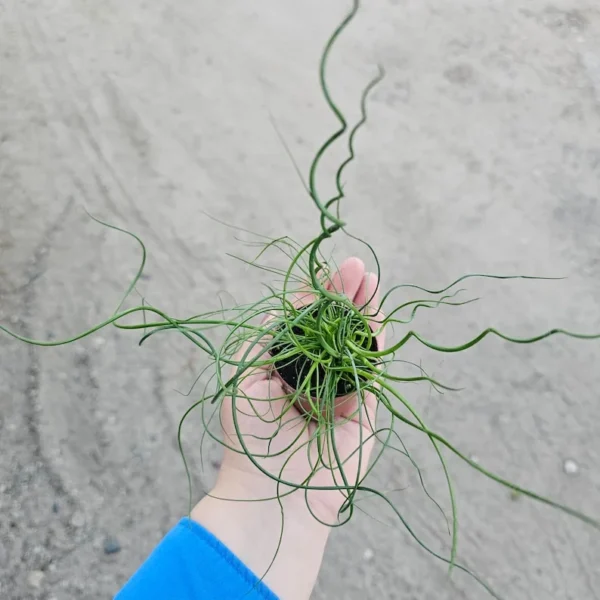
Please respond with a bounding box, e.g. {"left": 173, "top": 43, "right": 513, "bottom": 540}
{"left": 269, "top": 306, "right": 379, "bottom": 402}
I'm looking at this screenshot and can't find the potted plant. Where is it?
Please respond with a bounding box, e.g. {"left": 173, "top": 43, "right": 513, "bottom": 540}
{"left": 2, "top": 1, "right": 598, "bottom": 598}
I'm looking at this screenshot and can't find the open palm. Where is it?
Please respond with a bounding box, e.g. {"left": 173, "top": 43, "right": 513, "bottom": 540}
{"left": 219, "top": 257, "right": 386, "bottom": 524}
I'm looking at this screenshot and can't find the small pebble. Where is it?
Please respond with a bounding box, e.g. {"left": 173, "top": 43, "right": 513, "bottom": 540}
{"left": 497, "top": 413, "right": 510, "bottom": 426}
{"left": 52, "top": 502, "right": 60, "bottom": 514}
{"left": 563, "top": 458, "right": 579, "bottom": 476}
{"left": 103, "top": 536, "right": 121, "bottom": 555}
{"left": 70, "top": 511, "right": 85, "bottom": 528}
{"left": 27, "top": 571, "right": 44, "bottom": 589}
{"left": 363, "top": 548, "right": 374, "bottom": 561}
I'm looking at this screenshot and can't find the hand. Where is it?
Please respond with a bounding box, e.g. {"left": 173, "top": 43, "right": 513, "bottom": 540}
{"left": 192, "top": 257, "right": 385, "bottom": 600}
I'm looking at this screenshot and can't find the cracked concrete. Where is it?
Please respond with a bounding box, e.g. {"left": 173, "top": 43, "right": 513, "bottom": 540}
{"left": 1, "top": 1, "right": 600, "bottom": 599}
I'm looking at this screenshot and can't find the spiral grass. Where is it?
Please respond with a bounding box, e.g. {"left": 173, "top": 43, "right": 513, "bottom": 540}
{"left": 2, "top": 1, "right": 599, "bottom": 597}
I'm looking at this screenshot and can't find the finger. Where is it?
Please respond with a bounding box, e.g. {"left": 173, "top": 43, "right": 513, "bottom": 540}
{"left": 231, "top": 377, "right": 289, "bottom": 427}
{"left": 230, "top": 338, "right": 273, "bottom": 387}
{"left": 334, "top": 272, "right": 385, "bottom": 425}
{"left": 355, "top": 272, "right": 385, "bottom": 351}
{"left": 220, "top": 377, "right": 291, "bottom": 452}
{"left": 289, "top": 283, "right": 317, "bottom": 309}
{"left": 332, "top": 388, "right": 379, "bottom": 483}
{"left": 325, "top": 257, "right": 365, "bottom": 299}
{"left": 264, "top": 281, "right": 316, "bottom": 323}
{"left": 360, "top": 388, "right": 380, "bottom": 435}
{"left": 334, "top": 387, "right": 379, "bottom": 435}
{"left": 354, "top": 272, "right": 380, "bottom": 313}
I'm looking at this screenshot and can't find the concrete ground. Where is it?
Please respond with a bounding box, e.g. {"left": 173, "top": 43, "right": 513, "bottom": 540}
{"left": 1, "top": 1, "right": 600, "bottom": 598}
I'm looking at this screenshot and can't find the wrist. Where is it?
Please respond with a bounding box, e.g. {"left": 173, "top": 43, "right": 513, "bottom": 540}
{"left": 191, "top": 470, "right": 331, "bottom": 600}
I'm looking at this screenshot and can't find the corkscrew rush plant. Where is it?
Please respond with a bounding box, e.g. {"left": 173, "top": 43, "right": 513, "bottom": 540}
{"left": 2, "top": 1, "right": 599, "bottom": 598}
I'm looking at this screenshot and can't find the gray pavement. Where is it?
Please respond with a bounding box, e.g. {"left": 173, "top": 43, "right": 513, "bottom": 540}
{"left": 1, "top": 1, "right": 599, "bottom": 599}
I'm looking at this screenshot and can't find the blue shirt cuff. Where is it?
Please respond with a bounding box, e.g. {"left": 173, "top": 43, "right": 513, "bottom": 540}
{"left": 115, "top": 517, "right": 279, "bottom": 600}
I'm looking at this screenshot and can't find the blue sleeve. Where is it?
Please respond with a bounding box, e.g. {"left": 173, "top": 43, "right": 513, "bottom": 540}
{"left": 115, "top": 518, "right": 279, "bottom": 600}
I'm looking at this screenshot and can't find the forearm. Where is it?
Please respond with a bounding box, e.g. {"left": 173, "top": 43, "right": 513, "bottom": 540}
{"left": 191, "top": 475, "right": 331, "bottom": 600}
